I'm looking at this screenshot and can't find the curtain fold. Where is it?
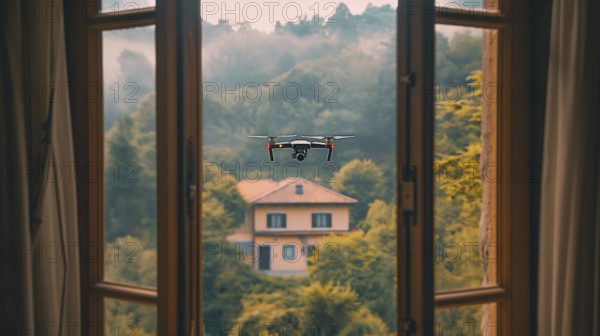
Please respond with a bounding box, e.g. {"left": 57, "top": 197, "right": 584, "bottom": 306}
{"left": 1, "top": 0, "right": 81, "bottom": 334}
{"left": 538, "top": 0, "right": 600, "bottom": 333}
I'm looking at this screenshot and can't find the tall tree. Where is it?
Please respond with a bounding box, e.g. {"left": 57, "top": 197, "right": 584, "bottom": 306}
{"left": 330, "top": 159, "right": 386, "bottom": 226}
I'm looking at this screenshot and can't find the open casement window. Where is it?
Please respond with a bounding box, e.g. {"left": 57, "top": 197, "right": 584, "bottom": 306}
{"left": 69, "top": 0, "right": 201, "bottom": 334}
{"left": 397, "top": 0, "right": 532, "bottom": 334}
{"left": 68, "top": 0, "right": 531, "bottom": 334}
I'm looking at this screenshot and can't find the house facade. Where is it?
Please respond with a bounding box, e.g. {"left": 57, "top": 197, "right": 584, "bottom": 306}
{"left": 228, "top": 178, "right": 357, "bottom": 276}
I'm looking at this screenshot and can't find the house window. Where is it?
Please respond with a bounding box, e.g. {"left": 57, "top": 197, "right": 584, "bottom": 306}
{"left": 267, "top": 213, "right": 286, "bottom": 228}
{"left": 312, "top": 213, "right": 332, "bottom": 228}
{"left": 296, "top": 185, "right": 303, "bottom": 194}
{"left": 282, "top": 244, "right": 297, "bottom": 261}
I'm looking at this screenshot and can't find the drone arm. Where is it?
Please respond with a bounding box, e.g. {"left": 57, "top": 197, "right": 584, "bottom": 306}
{"left": 309, "top": 142, "right": 327, "bottom": 149}
{"left": 268, "top": 147, "right": 274, "bottom": 161}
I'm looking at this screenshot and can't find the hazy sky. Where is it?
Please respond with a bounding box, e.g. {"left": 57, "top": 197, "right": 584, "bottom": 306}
{"left": 200, "top": 0, "right": 398, "bottom": 31}
{"left": 198, "top": 0, "right": 470, "bottom": 37}
{"left": 102, "top": 2, "right": 478, "bottom": 85}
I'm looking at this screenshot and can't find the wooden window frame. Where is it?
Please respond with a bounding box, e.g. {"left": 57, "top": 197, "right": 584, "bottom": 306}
{"left": 397, "top": 0, "right": 533, "bottom": 333}
{"left": 65, "top": 0, "right": 533, "bottom": 333}
{"left": 68, "top": 0, "right": 201, "bottom": 334}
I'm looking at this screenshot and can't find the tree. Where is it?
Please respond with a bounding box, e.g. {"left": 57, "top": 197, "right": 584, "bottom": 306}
{"left": 235, "top": 282, "right": 388, "bottom": 336}
{"left": 434, "top": 71, "right": 485, "bottom": 291}
{"left": 103, "top": 93, "right": 157, "bottom": 333}
{"left": 300, "top": 282, "right": 388, "bottom": 336}
{"left": 330, "top": 159, "right": 386, "bottom": 226}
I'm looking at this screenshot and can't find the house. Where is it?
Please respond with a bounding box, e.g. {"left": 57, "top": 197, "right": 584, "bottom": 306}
{"left": 228, "top": 178, "right": 357, "bottom": 276}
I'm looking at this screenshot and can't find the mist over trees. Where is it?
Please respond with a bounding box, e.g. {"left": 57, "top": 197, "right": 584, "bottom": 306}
{"left": 103, "top": 3, "right": 487, "bottom": 334}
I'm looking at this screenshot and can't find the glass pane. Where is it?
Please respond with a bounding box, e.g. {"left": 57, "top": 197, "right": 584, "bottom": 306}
{"left": 201, "top": 1, "right": 398, "bottom": 334}
{"left": 103, "top": 26, "right": 157, "bottom": 288}
{"left": 101, "top": 0, "right": 155, "bottom": 13}
{"left": 434, "top": 25, "right": 498, "bottom": 291}
{"left": 435, "top": 303, "right": 498, "bottom": 336}
{"left": 105, "top": 298, "right": 157, "bottom": 336}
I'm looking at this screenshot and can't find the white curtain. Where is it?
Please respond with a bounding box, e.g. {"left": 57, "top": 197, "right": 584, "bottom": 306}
{"left": 1, "top": 0, "right": 81, "bottom": 334}
{"left": 538, "top": 0, "right": 600, "bottom": 333}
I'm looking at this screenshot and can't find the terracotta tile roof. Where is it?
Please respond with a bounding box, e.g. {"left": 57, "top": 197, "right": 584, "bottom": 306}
{"left": 237, "top": 178, "right": 357, "bottom": 205}
{"left": 237, "top": 179, "right": 280, "bottom": 203}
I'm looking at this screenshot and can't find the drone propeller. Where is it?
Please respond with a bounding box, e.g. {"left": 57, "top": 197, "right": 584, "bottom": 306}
{"left": 302, "top": 135, "right": 356, "bottom": 140}
{"left": 301, "top": 135, "right": 355, "bottom": 161}
{"left": 247, "top": 135, "right": 297, "bottom": 162}
{"left": 247, "top": 134, "right": 297, "bottom": 139}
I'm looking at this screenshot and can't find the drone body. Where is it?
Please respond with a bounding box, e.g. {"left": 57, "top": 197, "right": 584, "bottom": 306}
{"left": 247, "top": 135, "right": 356, "bottom": 162}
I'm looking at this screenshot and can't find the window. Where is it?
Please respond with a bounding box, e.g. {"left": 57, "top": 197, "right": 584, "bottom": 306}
{"left": 70, "top": 0, "right": 195, "bottom": 334}
{"left": 312, "top": 213, "right": 332, "bottom": 228}
{"left": 296, "top": 185, "right": 303, "bottom": 194}
{"left": 84, "top": 8, "right": 159, "bottom": 336}
{"left": 423, "top": 0, "right": 532, "bottom": 331}
{"left": 267, "top": 213, "right": 286, "bottom": 228}
{"left": 70, "top": 0, "right": 532, "bottom": 333}
{"left": 282, "top": 244, "right": 297, "bottom": 261}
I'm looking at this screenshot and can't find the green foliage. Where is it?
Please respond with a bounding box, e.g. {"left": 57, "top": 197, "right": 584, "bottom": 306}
{"left": 309, "top": 201, "right": 397, "bottom": 330}
{"left": 104, "top": 235, "right": 156, "bottom": 287}
{"left": 330, "top": 159, "right": 386, "bottom": 227}
{"left": 105, "top": 299, "right": 156, "bottom": 336}
{"left": 104, "top": 93, "right": 157, "bottom": 248}
{"left": 235, "top": 282, "right": 388, "bottom": 336}
{"left": 361, "top": 199, "right": 396, "bottom": 233}
{"left": 203, "top": 173, "right": 247, "bottom": 231}
{"left": 434, "top": 71, "right": 485, "bottom": 291}
{"left": 103, "top": 93, "right": 158, "bottom": 331}
{"left": 300, "top": 282, "right": 360, "bottom": 335}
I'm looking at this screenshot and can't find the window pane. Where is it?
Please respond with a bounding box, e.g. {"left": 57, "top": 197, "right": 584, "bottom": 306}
{"left": 283, "top": 244, "right": 296, "bottom": 260}
{"left": 101, "top": 0, "right": 155, "bottom": 13}
{"left": 201, "top": 0, "right": 398, "bottom": 334}
{"left": 103, "top": 26, "right": 156, "bottom": 288}
{"left": 104, "top": 298, "right": 157, "bottom": 336}
{"left": 434, "top": 25, "right": 498, "bottom": 291}
{"left": 435, "top": 303, "right": 498, "bottom": 336}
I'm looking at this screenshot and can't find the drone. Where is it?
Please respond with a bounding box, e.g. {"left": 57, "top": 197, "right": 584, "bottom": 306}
{"left": 247, "top": 134, "right": 356, "bottom": 162}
